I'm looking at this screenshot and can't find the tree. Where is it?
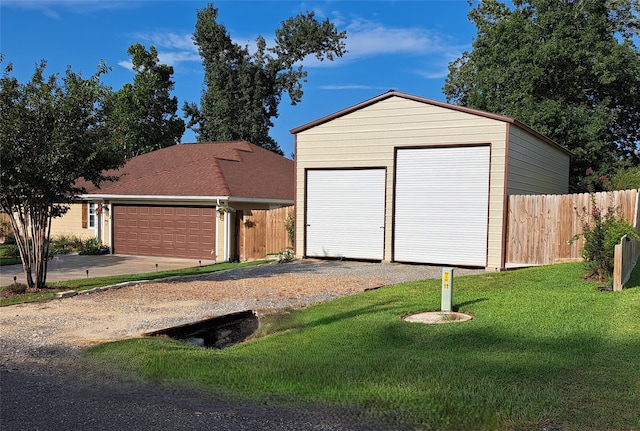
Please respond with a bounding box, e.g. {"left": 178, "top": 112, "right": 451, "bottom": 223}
{"left": 110, "top": 43, "right": 185, "bottom": 158}
{"left": 184, "top": 3, "right": 347, "bottom": 154}
{"left": 0, "top": 60, "right": 124, "bottom": 289}
{"left": 443, "top": 0, "right": 640, "bottom": 187}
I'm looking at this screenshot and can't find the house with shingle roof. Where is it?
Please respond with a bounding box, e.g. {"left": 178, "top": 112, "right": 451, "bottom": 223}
{"left": 49, "top": 141, "right": 294, "bottom": 261}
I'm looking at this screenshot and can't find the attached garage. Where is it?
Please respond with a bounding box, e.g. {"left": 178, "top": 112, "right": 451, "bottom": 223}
{"left": 113, "top": 205, "right": 216, "bottom": 259}
{"left": 292, "top": 91, "right": 571, "bottom": 270}
{"left": 306, "top": 169, "right": 385, "bottom": 260}
{"left": 76, "top": 141, "right": 294, "bottom": 262}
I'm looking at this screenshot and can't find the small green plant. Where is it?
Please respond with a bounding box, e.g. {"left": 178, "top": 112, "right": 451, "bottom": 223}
{"left": 285, "top": 212, "right": 295, "bottom": 248}
{"left": 0, "top": 219, "right": 16, "bottom": 244}
{"left": 79, "top": 237, "right": 102, "bottom": 255}
{"left": 49, "top": 234, "right": 84, "bottom": 255}
{"left": 571, "top": 172, "right": 640, "bottom": 282}
{"left": 277, "top": 247, "right": 294, "bottom": 263}
{"left": 0, "top": 244, "right": 20, "bottom": 258}
{"left": 5, "top": 282, "right": 27, "bottom": 295}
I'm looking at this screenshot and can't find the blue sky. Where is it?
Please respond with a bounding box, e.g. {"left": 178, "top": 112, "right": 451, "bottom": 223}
{"left": 1, "top": 1, "right": 478, "bottom": 158}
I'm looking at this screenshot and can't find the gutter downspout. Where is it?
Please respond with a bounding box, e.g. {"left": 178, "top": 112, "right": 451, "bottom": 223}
{"left": 217, "top": 199, "right": 230, "bottom": 262}
{"left": 224, "top": 210, "right": 230, "bottom": 262}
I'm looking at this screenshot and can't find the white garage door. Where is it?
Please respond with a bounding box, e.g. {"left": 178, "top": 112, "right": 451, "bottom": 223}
{"left": 394, "top": 146, "right": 490, "bottom": 266}
{"left": 306, "top": 169, "right": 386, "bottom": 260}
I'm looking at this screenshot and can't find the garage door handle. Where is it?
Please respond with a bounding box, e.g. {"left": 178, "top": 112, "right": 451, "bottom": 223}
{"left": 306, "top": 224, "right": 311, "bottom": 227}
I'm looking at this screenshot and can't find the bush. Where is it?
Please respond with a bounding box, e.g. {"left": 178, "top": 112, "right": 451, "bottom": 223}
{"left": 49, "top": 234, "right": 84, "bottom": 255}
{"left": 79, "top": 237, "right": 102, "bottom": 255}
{"left": 5, "top": 283, "right": 27, "bottom": 295}
{"left": 1, "top": 219, "right": 16, "bottom": 244}
{"left": 0, "top": 245, "right": 20, "bottom": 258}
{"left": 611, "top": 166, "right": 640, "bottom": 190}
{"left": 572, "top": 172, "right": 640, "bottom": 283}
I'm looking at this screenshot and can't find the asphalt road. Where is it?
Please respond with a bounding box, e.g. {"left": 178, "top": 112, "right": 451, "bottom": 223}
{"left": 0, "top": 370, "right": 406, "bottom": 431}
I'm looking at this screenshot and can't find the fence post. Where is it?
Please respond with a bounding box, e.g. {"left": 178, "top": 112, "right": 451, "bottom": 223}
{"left": 613, "top": 240, "right": 624, "bottom": 292}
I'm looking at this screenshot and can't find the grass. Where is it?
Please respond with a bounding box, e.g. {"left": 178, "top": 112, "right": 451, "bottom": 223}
{"left": 0, "top": 256, "right": 21, "bottom": 266}
{"left": 0, "top": 260, "right": 270, "bottom": 306}
{"left": 85, "top": 262, "right": 640, "bottom": 430}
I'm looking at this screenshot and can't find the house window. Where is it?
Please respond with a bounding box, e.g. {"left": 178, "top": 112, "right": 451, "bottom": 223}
{"left": 88, "top": 203, "right": 97, "bottom": 229}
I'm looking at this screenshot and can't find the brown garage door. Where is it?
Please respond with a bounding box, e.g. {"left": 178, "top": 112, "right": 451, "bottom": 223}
{"left": 113, "top": 205, "right": 216, "bottom": 259}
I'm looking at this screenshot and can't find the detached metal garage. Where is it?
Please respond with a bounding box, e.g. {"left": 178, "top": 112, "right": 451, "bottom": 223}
{"left": 292, "top": 91, "right": 571, "bottom": 270}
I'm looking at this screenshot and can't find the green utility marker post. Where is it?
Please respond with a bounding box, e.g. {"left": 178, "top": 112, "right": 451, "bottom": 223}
{"left": 441, "top": 267, "right": 453, "bottom": 312}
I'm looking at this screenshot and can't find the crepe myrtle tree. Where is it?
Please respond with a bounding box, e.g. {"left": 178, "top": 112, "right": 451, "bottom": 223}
{"left": 0, "top": 59, "right": 125, "bottom": 289}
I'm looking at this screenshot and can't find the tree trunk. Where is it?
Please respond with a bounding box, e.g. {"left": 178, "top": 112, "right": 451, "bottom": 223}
{"left": 3, "top": 203, "right": 52, "bottom": 289}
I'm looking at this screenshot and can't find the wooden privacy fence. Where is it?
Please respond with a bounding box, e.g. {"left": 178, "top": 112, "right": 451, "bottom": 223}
{"left": 237, "top": 206, "right": 294, "bottom": 261}
{"left": 613, "top": 234, "right": 640, "bottom": 291}
{"left": 506, "top": 189, "right": 640, "bottom": 270}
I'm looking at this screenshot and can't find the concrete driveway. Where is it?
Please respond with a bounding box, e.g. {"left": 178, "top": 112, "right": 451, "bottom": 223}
{"left": 0, "top": 254, "right": 216, "bottom": 286}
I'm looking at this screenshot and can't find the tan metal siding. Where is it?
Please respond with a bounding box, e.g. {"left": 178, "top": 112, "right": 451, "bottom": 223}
{"left": 507, "top": 125, "right": 570, "bottom": 195}
{"left": 295, "top": 96, "right": 509, "bottom": 268}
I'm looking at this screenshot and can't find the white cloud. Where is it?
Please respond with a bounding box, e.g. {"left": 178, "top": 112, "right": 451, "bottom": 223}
{"left": 344, "top": 18, "right": 459, "bottom": 59}
{"left": 3, "top": 0, "right": 137, "bottom": 16}
{"left": 117, "top": 32, "right": 200, "bottom": 71}
{"left": 117, "top": 60, "right": 133, "bottom": 71}
{"left": 132, "top": 32, "right": 196, "bottom": 52}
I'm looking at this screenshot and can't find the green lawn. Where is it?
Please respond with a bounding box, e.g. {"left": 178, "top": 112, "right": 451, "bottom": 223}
{"left": 86, "top": 262, "right": 640, "bottom": 430}
{"left": 0, "top": 256, "right": 21, "bottom": 266}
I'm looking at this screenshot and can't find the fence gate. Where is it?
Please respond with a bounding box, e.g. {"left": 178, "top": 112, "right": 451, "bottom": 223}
{"left": 237, "top": 206, "right": 294, "bottom": 261}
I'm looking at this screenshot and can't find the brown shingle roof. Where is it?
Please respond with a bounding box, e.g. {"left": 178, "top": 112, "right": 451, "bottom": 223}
{"left": 84, "top": 141, "right": 293, "bottom": 200}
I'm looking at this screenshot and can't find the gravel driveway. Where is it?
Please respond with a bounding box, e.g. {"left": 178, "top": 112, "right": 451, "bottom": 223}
{"left": 0, "top": 259, "right": 483, "bottom": 430}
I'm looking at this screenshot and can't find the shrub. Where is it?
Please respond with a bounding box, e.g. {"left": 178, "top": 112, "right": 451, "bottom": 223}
{"left": 79, "top": 237, "right": 102, "bottom": 255}
{"left": 0, "top": 245, "right": 20, "bottom": 258}
{"left": 611, "top": 166, "right": 640, "bottom": 190}
{"left": 572, "top": 172, "right": 640, "bottom": 283}
{"left": 1, "top": 221, "right": 16, "bottom": 244}
{"left": 49, "top": 234, "right": 84, "bottom": 255}
{"left": 285, "top": 213, "right": 295, "bottom": 248}
{"left": 5, "top": 283, "right": 27, "bottom": 295}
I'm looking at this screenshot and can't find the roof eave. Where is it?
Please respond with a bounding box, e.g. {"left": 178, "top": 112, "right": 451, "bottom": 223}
{"left": 77, "top": 194, "right": 294, "bottom": 206}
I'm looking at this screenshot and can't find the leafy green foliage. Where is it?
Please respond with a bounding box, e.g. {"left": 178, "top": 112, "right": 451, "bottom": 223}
{"left": 285, "top": 212, "right": 295, "bottom": 248}
{"left": 185, "top": 4, "right": 346, "bottom": 154}
{"left": 0, "top": 59, "right": 125, "bottom": 288}
{"left": 78, "top": 237, "right": 102, "bottom": 255}
{"left": 0, "top": 244, "right": 19, "bottom": 258}
{"left": 443, "top": 0, "right": 640, "bottom": 186}
{"left": 48, "top": 234, "right": 85, "bottom": 256}
{"left": 109, "top": 44, "right": 185, "bottom": 158}
{"left": 611, "top": 166, "right": 640, "bottom": 190}
{"left": 571, "top": 175, "right": 640, "bottom": 282}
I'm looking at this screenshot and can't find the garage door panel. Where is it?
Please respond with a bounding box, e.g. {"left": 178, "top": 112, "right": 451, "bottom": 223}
{"left": 394, "top": 146, "right": 490, "bottom": 267}
{"left": 306, "top": 169, "right": 385, "bottom": 260}
{"left": 114, "top": 205, "right": 216, "bottom": 259}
